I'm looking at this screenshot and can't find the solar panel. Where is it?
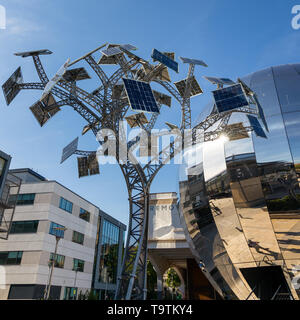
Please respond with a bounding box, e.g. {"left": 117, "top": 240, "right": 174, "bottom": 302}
{"left": 14, "top": 49, "right": 52, "bottom": 58}
{"left": 77, "top": 157, "right": 89, "bottom": 178}
{"left": 30, "top": 94, "right": 60, "bottom": 126}
{"left": 238, "top": 77, "right": 269, "bottom": 133}
{"left": 225, "top": 122, "right": 249, "bottom": 141}
{"left": 61, "top": 137, "right": 79, "bottom": 164}
{"left": 247, "top": 115, "right": 267, "bottom": 139}
{"left": 101, "top": 46, "right": 123, "bottom": 57}
{"left": 151, "top": 49, "right": 179, "bottom": 73}
{"left": 174, "top": 76, "right": 203, "bottom": 98}
{"left": 165, "top": 122, "right": 179, "bottom": 130}
{"left": 41, "top": 58, "right": 70, "bottom": 101}
{"left": 237, "top": 78, "right": 253, "bottom": 96}
{"left": 88, "top": 154, "right": 100, "bottom": 176}
{"left": 30, "top": 102, "right": 50, "bottom": 127}
{"left": 180, "top": 57, "right": 208, "bottom": 67}
{"left": 63, "top": 68, "right": 90, "bottom": 82}
{"left": 2, "top": 67, "right": 23, "bottom": 105}
{"left": 163, "top": 52, "right": 175, "bottom": 60}
{"left": 120, "top": 44, "right": 137, "bottom": 51}
{"left": 213, "top": 83, "right": 249, "bottom": 114}
{"left": 77, "top": 154, "right": 100, "bottom": 178}
{"left": 253, "top": 94, "right": 269, "bottom": 132}
{"left": 153, "top": 90, "right": 172, "bottom": 107}
{"left": 204, "top": 76, "right": 235, "bottom": 86}
{"left": 125, "top": 113, "right": 149, "bottom": 128}
{"left": 123, "top": 78, "right": 159, "bottom": 113}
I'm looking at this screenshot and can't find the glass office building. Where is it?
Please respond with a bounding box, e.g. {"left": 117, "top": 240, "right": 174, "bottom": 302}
{"left": 92, "top": 212, "right": 126, "bottom": 299}
{"left": 179, "top": 64, "right": 300, "bottom": 300}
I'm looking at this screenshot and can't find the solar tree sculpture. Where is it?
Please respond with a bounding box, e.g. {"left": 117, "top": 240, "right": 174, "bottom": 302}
{"left": 2, "top": 43, "right": 267, "bottom": 300}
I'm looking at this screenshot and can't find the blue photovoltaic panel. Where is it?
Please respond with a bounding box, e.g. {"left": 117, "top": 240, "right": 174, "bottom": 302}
{"left": 213, "top": 83, "right": 249, "bottom": 113}
{"left": 123, "top": 78, "right": 159, "bottom": 114}
{"left": 60, "top": 137, "right": 79, "bottom": 164}
{"left": 151, "top": 49, "right": 179, "bottom": 73}
{"left": 254, "top": 95, "right": 269, "bottom": 132}
{"left": 247, "top": 115, "right": 267, "bottom": 138}
{"left": 180, "top": 57, "right": 208, "bottom": 67}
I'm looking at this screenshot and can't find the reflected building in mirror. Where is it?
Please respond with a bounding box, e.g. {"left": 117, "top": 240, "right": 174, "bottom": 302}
{"left": 179, "top": 64, "right": 300, "bottom": 300}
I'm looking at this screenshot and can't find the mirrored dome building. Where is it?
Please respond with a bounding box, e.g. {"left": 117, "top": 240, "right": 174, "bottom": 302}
{"left": 179, "top": 64, "right": 300, "bottom": 300}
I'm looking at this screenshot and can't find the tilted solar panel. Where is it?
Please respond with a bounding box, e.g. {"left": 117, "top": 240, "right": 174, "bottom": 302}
{"left": 2, "top": 67, "right": 23, "bottom": 105}
{"left": 77, "top": 157, "right": 89, "bottom": 178}
{"left": 174, "top": 76, "right": 203, "bottom": 98}
{"left": 123, "top": 78, "right": 159, "bottom": 114}
{"left": 213, "top": 84, "right": 249, "bottom": 113}
{"left": 180, "top": 57, "right": 208, "bottom": 67}
{"left": 61, "top": 137, "right": 79, "bottom": 164}
{"left": 247, "top": 115, "right": 267, "bottom": 139}
{"left": 151, "top": 49, "right": 178, "bottom": 73}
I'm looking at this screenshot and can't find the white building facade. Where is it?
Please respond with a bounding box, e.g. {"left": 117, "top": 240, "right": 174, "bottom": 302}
{"left": 0, "top": 169, "right": 100, "bottom": 300}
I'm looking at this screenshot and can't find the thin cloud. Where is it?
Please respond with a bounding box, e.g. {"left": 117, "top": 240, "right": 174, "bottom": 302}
{"left": 5, "top": 17, "right": 42, "bottom": 35}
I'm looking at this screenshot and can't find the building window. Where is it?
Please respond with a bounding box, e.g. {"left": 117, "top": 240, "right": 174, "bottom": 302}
{"left": 49, "top": 253, "right": 65, "bottom": 268}
{"left": 64, "top": 287, "right": 77, "bottom": 300}
{"left": 73, "top": 258, "right": 84, "bottom": 272}
{"left": 72, "top": 231, "right": 84, "bottom": 245}
{"left": 79, "top": 208, "right": 90, "bottom": 222}
{"left": 10, "top": 221, "right": 39, "bottom": 234}
{"left": 8, "top": 193, "right": 35, "bottom": 206}
{"left": 59, "top": 197, "right": 73, "bottom": 214}
{"left": 49, "top": 222, "right": 65, "bottom": 238}
{"left": 0, "top": 251, "right": 23, "bottom": 265}
{"left": 98, "top": 220, "right": 120, "bottom": 284}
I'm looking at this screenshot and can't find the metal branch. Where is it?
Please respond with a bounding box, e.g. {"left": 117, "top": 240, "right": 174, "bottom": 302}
{"left": 32, "top": 55, "right": 49, "bottom": 84}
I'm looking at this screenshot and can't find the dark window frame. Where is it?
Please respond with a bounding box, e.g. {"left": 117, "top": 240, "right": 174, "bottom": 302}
{"left": 49, "top": 253, "right": 65, "bottom": 268}
{"left": 10, "top": 220, "right": 39, "bottom": 234}
{"left": 79, "top": 208, "right": 90, "bottom": 222}
{"left": 73, "top": 258, "right": 84, "bottom": 272}
{"left": 0, "top": 251, "right": 23, "bottom": 265}
{"left": 72, "top": 231, "right": 84, "bottom": 245}
{"left": 59, "top": 197, "right": 73, "bottom": 214}
{"left": 49, "top": 222, "right": 65, "bottom": 238}
{"left": 8, "top": 193, "right": 36, "bottom": 206}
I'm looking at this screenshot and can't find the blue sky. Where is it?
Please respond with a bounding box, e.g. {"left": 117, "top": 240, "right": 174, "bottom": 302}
{"left": 0, "top": 0, "right": 300, "bottom": 226}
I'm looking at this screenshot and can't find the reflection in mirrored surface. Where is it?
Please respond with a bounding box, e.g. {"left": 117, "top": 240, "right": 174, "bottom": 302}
{"left": 225, "top": 137, "right": 282, "bottom": 263}
{"left": 178, "top": 64, "right": 300, "bottom": 300}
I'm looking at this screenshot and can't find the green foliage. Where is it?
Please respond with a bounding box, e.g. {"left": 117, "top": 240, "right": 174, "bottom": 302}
{"left": 147, "top": 261, "right": 157, "bottom": 299}
{"left": 166, "top": 268, "right": 181, "bottom": 289}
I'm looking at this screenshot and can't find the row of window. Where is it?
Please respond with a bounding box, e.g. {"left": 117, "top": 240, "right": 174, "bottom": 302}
{"left": 59, "top": 198, "right": 91, "bottom": 223}
{"left": 49, "top": 222, "right": 85, "bottom": 245}
{"left": 9, "top": 220, "right": 85, "bottom": 247}
{"left": 49, "top": 254, "right": 85, "bottom": 272}
{"left": 8, "top": 193, "right": 91, "bottom": 223}
{"left": 8, "top": 193, "right": 35, "bottom": 206}
{"left": 0, "top": 250, "right": 85, "bottom": 271}
{"left": 10, "top": 221, "right": 39, "bottom": 234}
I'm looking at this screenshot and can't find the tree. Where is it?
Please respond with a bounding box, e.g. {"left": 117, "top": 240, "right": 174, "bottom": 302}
{"left": 147, "top": 261, "right": 157, "bottom": 299}
{"left": 165, "top": 268, "right": 181, "bottom": 299}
